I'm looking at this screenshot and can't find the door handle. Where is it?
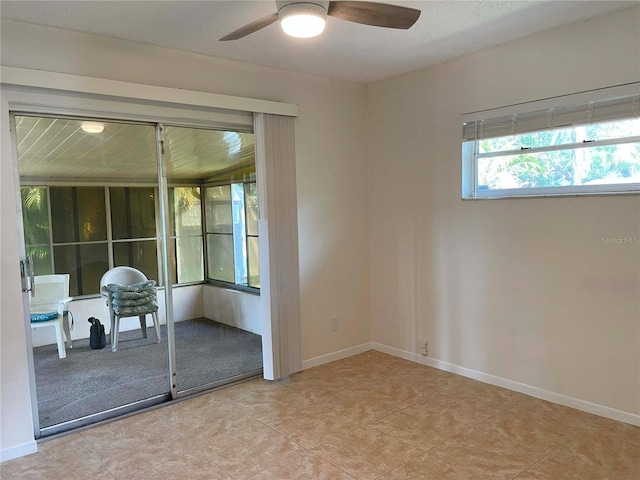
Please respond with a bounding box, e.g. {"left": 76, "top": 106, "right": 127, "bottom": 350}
{"left": 28, "top": 255, "right": 35, "bottom": 297}
{"left": 20, "top": 255, "right": 36, "bottom": 296}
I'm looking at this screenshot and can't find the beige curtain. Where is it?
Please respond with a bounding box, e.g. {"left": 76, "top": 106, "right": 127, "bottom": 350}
{"left": 253, "top": 113, "right": 301, "bottom": 379}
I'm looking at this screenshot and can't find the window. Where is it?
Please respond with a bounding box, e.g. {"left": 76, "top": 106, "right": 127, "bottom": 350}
{"left": 21, "top": 186, "right": 52, "bottom": 277}
{"left": 21, "top": 185, "right": 206, "bottom": 296}
{"left": 169, "top": 187, "right": 204, "bottom": 285}
{"left": 244, "top": 182, "right": 260, "bottom": 288}
{"left": 45, "top": 186, "right": 109, "bottom": 296}
{"left": 462, "top": 85, "right": 640, "bottom": 198}
{"left": 204, "top": 181, "right": 259, "bottom": 289}
{"left": 110, "top": 187, "right": 158, "bottom": 282}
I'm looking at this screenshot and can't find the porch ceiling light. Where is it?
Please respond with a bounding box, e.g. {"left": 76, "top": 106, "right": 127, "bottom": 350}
{"left": 81, "top": 121, "right": 105, "bottom": 134}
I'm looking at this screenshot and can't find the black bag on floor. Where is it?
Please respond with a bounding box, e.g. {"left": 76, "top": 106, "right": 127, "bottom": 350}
{"left": 88, "top": 317, "right": 106, "bottom": 349}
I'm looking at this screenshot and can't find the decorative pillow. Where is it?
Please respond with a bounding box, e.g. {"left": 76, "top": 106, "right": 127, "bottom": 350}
{"left": 106, "top": 280, "right": 158, "bottom": 315}
{"left": 111, "top": 296, "right": 156, "bottom": 308}
{"left": 105, "top": 280, "right": 156, "bottom": 294}
{"left": 116, "top": 290, "right": 152, "bottom": 300}
{"left": 30, "top": 311, "right": 58, "bottom": 323}
{"left": 113, "top": 300, "right": 159, "bottom": 316}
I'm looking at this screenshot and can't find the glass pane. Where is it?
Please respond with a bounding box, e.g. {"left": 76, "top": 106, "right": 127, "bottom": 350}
{"left": 175, "top": 236, "right": 204, "bottom": 283}
{"left": 168, "top": 239, "right": 178, "bottom": 285}
{"left": 15, "top": 116, "right": 158, "bottom": 183}
{"left": 205, "top": 186, "right": 232, "bottom": 234}
{"left": 478, "top": 142, "right": 640, "bottom": 190}
{"left": 232, "top": 184, "right": 247, "bottom": 286}
{"left": 53, "top": 245, "right": 78, "bottom": 296}
{"left": 170, "top": 187, "right": 202, "bottom": 236}
{"left": 27, "top": 245, "right": 52, "bottom": 276}
{"left": 21, "top": 186, "right": 50, "bottom": 245}
{"left": 163, "top": 126, "right": 256, "bottom": 183}
{"left": 247, "top": 236, "right": 260, "bottom": 289}
{"left": 207, "top": 234, "right": 234, "bottom": 283}
{"left": 53, "top": 243, "right": 108, "bottom": 296}
{"left": 111, "top": 187, "right": 156, "bottom": 240}
{"left": 582, "top": 118, "right": 640, "bottom": 143}
{"left": 113, "top": 240, "right": 158, "bottom": 282}
{"left": 50, "top": 187, "right": 106, "bottom": 243}
{"left": 165, "top": 126, "right": 262, "bottom": 396}
{"left": 245, "top": 182, "right": 258, "bottom": 236}
{"left": 77, "top": 187, "right": 107, "bottom": 241}
{"left": 79, "top": 244, "right": 110, "bottom": 295}
{"left": 49, "top": 187, "right": 74, "bottom": 243}
{"left": 15, "top": 116, "right": 168, "bottom": 432}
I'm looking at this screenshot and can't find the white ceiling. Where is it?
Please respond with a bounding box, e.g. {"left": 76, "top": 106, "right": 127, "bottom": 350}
{"left": 1, "top": 0, "right": 637, "bottom": 83}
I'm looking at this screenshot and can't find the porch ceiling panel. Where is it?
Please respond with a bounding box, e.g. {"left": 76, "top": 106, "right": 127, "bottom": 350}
{"left": 16, "top": 116, "right": 255, "bottom": 183}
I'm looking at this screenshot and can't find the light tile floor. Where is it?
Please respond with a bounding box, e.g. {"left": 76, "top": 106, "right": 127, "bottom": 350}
{"left": 2, "top": 351, "right": 639, "bottom": 479}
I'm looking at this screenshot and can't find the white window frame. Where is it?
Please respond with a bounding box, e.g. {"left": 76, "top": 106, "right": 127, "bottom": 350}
{"left": 462, "top": 83, "right": 640, "bottom": 199}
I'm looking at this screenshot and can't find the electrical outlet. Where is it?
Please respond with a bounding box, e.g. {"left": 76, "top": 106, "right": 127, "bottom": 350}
{"left": 419, "top": 339, "right": 429, "bottom": 356}
{"left": 331, "top": 317, "right": 339, "bottom": 332}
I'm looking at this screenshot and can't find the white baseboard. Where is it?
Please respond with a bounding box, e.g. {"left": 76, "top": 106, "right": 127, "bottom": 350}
{"left": 372, "top": 342, "right": 640, "bottom": 427}
{"left": 302, "top": 342, "right": 373, "bottom": 370}
{"left": 1, "top": 440, "right": 37, "bottom": 463}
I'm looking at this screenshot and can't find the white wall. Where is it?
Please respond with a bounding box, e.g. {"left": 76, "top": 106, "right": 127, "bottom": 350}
{"left": 0, "top": 20, "right": 370, "bottom": 459}
{"left": 32, "top": 283, "right": 261, "bottom": 346}
{"left": 367, "top": 7, "right": 640, "bottom": 419}
{"left": 203, "top": 285, "right": 261, "bottom": 335}
{"left": 0, "top": 90, "right": 36, "bottom": 461}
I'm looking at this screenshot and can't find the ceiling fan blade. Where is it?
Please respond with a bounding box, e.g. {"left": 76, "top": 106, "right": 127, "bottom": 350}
{"left": 328, "top": 1, "right": 420, "bottom": 29}
{"left": 219, "top": 12, "right": 280, "bottom": 41}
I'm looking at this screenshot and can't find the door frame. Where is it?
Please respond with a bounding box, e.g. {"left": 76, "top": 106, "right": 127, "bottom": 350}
{"left": 2, "top": 74, "right": 300, "bottom": 439}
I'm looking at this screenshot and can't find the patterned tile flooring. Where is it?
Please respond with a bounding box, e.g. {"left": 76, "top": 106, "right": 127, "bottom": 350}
{"left": 2, "top": 351, "right": 639, "bottom": 479}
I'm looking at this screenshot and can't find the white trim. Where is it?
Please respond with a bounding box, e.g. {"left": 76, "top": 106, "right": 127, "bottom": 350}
{"left": 371, "top": 342, "right": 416, "bottom": 362}
{"left": 302, "top": 342, "right": 374, "bottom": 370}
{"left": 477, "top": 136, "right": 640, "bottom": 159}
{"left": 4, "top": 85, "right": 254, "bottom": 131}
{"left": 0, "top": 440, "right": 38, "bottom": 463}
{"left": 1, "top": 66, "right": 298, "bottom": 118}
{"left": 372, "top": 342, "right": 640, "bottom": 427}
{"left": 465, "top": 183, "right": 640, "bottom": 200}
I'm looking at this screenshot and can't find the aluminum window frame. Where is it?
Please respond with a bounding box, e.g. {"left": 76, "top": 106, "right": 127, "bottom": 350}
{"left": 203, "top": 180, "right": 260, "bottom": 293}
{"left": 20, "top": 183, "right": 164, "bottom": 296}
{"left": 462, "top": 83, "right": 640, "bottom": 199}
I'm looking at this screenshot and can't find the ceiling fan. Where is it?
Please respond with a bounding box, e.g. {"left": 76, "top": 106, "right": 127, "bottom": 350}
{"left": 220, "top": 1, "right": 421, "bottom": 41}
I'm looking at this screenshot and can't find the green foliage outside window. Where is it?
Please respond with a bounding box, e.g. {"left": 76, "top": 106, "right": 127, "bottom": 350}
{"left": 478, "top": 119, "right": 640, "bottom": 190}
{"left": 21, "top": 183, "right": 256, "bottom": 296}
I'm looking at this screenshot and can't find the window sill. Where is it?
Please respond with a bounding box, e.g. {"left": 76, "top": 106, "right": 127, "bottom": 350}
{"left": 462, "top": 186, "right": 640, "bottom": 200}
{"left": 205, "top": 280, "right": 260, "bottom": 295}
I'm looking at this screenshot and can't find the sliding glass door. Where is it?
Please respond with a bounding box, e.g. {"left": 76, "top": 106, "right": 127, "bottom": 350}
{"left": 163, "top": 125, "right": 263, "bottom": 395}
{"left": 16, "top": 115, "right": 170, "bottom": 434}
{"left": 14, "top": 113, "right": 263, "bottom": 436}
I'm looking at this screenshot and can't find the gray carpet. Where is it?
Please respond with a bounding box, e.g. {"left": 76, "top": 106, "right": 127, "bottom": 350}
{"left": 33, "top": 318, "right": 262, "bottom": 428}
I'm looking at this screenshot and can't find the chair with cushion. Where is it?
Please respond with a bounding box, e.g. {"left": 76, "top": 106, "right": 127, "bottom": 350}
{"left": 100, "top": 266, "right": 161, "bottom": 352}
{"left": 30, "top": 274, "right": 73, "bottom": 359}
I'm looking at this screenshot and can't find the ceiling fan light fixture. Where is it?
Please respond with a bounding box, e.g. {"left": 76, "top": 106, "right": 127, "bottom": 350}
{"left": 81, "top": 121, "right": 105, "bottom": 134}
{"left": 279, "top": 2, "right": 327, "bottom": 38}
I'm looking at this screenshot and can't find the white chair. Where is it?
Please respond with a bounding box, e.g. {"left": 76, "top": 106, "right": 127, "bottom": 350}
{"left": 30, "top": 274, "right": 73, "bottom": 359}
{"left": 100, "top": 266, "right": 161, "bottom": 352}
